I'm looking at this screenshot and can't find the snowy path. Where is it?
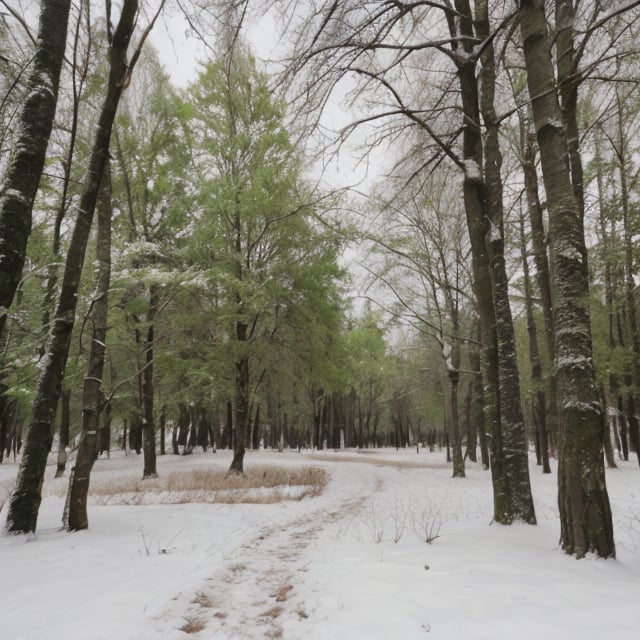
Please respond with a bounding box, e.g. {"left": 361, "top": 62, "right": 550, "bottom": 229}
{"left": 148, "top": 473, "right": 373, "bottom": 640}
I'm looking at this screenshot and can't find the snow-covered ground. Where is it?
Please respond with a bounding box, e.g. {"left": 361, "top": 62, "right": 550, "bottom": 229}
{"left": 1, "top": 448, "right": 638, "bottom": 640}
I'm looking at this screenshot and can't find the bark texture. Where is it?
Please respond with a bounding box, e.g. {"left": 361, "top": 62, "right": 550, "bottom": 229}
{"left": 0, "top": 0, "right": 71, "bottom": 335}
{"left": 6, "top": 1, "right": 139, "bottom": 534}
{"left": 66, "top": 161, "right": 112, "bottom": 531}
{"left": 519, "top": 0, "right": 614, "bottom": 558}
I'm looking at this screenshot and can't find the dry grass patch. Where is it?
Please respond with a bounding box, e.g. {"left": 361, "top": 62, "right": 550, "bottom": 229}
{"left": 227, "top": 563, "right": 247, "bottom": 574}
{"left": 180, "top": 616, "right": 206, "bottom": 634}
{"left": 271, "top": 584, "right": 293, "bottom": 602}
{"left": 192, "top": 592, "right": 214, "bottom": 608}
{"left": 72, "top": 465, "right": 327, "bottom": 506}
{"left": 261, "top": 605, "right": 284, "bottom": 619}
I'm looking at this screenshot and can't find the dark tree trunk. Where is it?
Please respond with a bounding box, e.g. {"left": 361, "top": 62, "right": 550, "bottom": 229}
{"left": 469, "top": 321, "right": 489, "bottom": 469}
{"left": 520, "top": 119, "right": 558, "bottom": 448}
{"left": 518, "top": 207, "right": 550, "bottom": 474}
{"left": 0, "top": 384, "right": 8, "bottom": 464}
{"left": 176, "top": 402, "right": 188, "bottom": 450}
{"left": 196, "top": 405, "right": 209, "bottom": 450}
{"left": 40, "top": 4, "right": 88, "bottom": 357}
{"left": 448, "top": 0, "right": 535, "bottom": 523}
{"left": 141, "top": 286, "right": 158, "bottom": 477}
{"left": 159, "top": 405, "right": 166, "bottom": 455}
{"left": 251, "top": 404, "right": 261, "bottom": 450}
{"left": 463, "top": 378, "right": 477, "bottom": 463}
{"left": 66, "top": 160, "right": 113, "bottom": 530}
{"left": 229, "top": 318, "right": 249, "bottom": 473}
{"left": 600, "top": 386, "right": 616, "bottom": 469}
{"left": 223, "top": 399, "right": 233, "bottom": 450}
{"left": 448, "top": 368, "right": 465, "bottom": 478}
{"left": 129, "top": 413, "right": 142, "bottom": 455}
{"left": 100, "top": 399, "right": 111, "bottom": 457}
{"left": 55, "top": 389, "right": 71, "bottom": 478}
{"left": 6, "top": 2, "right": 139, "bottom": 534}
{"left": 519, "top": 0, "right": 614, "bottom": 558}
{"left": 0, "top": 0, "right": 71, "bottom": 336}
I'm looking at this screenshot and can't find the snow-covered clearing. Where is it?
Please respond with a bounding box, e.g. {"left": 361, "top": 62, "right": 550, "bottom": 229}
{"left": 1, "top": 448, "right": 638, "bottom": 639}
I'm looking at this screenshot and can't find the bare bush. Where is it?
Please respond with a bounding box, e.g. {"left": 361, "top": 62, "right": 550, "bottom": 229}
{"left": 411, "top": 503, "right": 443, "bottom": 544}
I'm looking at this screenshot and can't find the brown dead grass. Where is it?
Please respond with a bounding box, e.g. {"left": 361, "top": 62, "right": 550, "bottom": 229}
{"left": 68, "top": 465, "right": 327, "bottom": 506}
{"left": 271, "top": 584, "right": 293, "bottom": 602}
{"left": 261, "top": 605, "right": 284, "bottom": 619}
{"left": 180, "top": 616, "right": 206, "bottom": 633}
{"left": 192, "top": 592, "right": 214, "bottom": 608}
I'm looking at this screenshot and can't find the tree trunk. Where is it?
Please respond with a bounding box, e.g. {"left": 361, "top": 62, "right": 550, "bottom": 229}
{"left": 451, "top": 0, "right": 534, "bottom": 523}
{"left": 521, "top": 122, "right": 559, "bottom": 453}
{"left": 518, "top": 207, "right": 550, "bottom": 474}
{"left": 5, "top": 1, "right": 139, "bottom": 534}
{"left": 229, "top": 318, "right": 249, "bottom": 473}
{"left": 141, "top": 285, "right": 158, "bottom": 477}
{"left": 519, "top": 0, "right": 614, "bottom": 558}
{"left": 159, "top": 405, "right": 166, "bottom": 455}
{"left": 100, "top": 398, "right": 111, "bottom": 457}
{"left": 0, "top": 0, "right": 71, "bottom": 336}
{"left": 448, "top": 368, "right": 465, "bottom": 478}
{"left": 66, "top": 160, "right": 113, "bottom": 530}
{"left": 55, "top": 389, "right": 71, "bottom": 478}
{"left": 251, "top": 404, "right": 261, "bottom": 450}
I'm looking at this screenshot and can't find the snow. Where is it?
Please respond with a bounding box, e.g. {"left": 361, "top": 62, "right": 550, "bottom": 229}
{"left": 4, "top": 188, "right": 29, "bottom": 205}
{"left": 463, "top": 160, "right": 482, "bottom": 181}
{"left": 1, "top": 448, "right": 638, "bottom": 639}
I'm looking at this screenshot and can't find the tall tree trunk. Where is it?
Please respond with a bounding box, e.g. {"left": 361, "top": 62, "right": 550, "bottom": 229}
{"left": 229, "top": 319, "right": 249, "bottom": 473}
{"left": 448, "top": 367, "right": 465, "bottom": 478}
{"left": 519, "top": 0, "right": 614, "bottom": 558}
{"left": 5, "top": 1, "right": 139, "bottom": 534}
{"left": 476, "top": 0, "right": 535, "bottom": 522}
{"left": 141, "top": 285, "right": 158, "bottom": 477}
{"left": 65, "top": 160, "right": 112, "bottom": 531}
{"left": 251, "top": 404, "right": 261, "bottom": 450}
{"left": 41, "top": 2, "right": 89, "bottom": 356}
{"left": 519, "top": 114, "right": 558, "bottom": 449}
{"left": 159, "top": 404, "right": 166, "bottom": 455}
{"left": 448, "top": 0, "right": 534, "bottom": 522}
{"left": 518, "top": 206, "right": 551, "bottom": 474}
{"left": 555, "top": 0, "right": 584, "bottom": 227}
{"left": 0, "top": 0, "right": 71, "bottom": 336}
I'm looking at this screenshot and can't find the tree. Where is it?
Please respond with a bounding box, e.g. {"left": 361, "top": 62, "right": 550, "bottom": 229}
{"left": 0, "top": 0, "right": 71, "bottom": 336}
{"left": 289, "top": 0, "right": 534, "bottom": 521}
{"left": 65, "top": 160, "right": 112, "bottom": 531}
{"left": 369, "top": 174, "right": 474, "bottom": 477}
{"left": 518, "top": 0, "right": 615, "bottom": 558}
{"left": 183, "top": 41, "right": 344, "bottom": 473}
{"left": 110, "top": 45, "right": 190, "bottom": 477}
{"left": 5, "top": 0, "right": 156, "bottom": 534}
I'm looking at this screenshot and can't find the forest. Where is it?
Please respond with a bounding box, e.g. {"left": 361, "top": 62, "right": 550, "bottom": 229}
{"left": 0, "top": 0, "right": 639, "bottom": 561}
